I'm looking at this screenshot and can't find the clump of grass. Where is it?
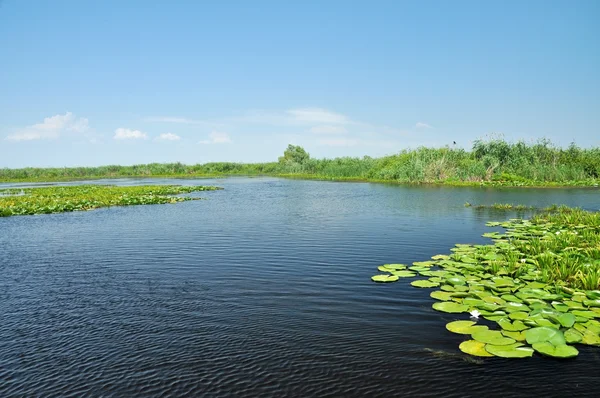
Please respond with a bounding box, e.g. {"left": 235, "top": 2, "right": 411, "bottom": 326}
{"left": 0, "top": 185, "right": 222, "bottom": 217}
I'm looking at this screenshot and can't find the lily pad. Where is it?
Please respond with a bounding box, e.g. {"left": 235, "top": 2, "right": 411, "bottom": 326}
{"left": 459, "top": 340, "right": 494, "bottom": 357}
{"left": 411, "top": 280, "right": 439, "bottom": 288}
{"left": 446, "top": 276, "right": 467, "bottom": 286}
{"left": 472, "top": 329, "right": 516, "bottom": 346}
{"left": 432, "top": 302, "right": 469, "bottom": 314}
{"left": 564, "top": 328, "right": 583, "bottom": 344}
{"left": 430, "top": 291, "right": 453, "bottom": 301}
{"left": 446, "top": 320, "right": 489, "bottom": 335}
{"left": 485, "top": 344, "right": 534, "bottom": 358}
{"left": 371, "top": 274, "right": 399, "bottom": 283}
{"left": 501, "top": 330, "right": 527, "bottom": 342}
{"left": 508, "top": 312, "right": 529, "bottom": 320}
{"left": 382, "top": 264, "right": 407, "bottom": 270}
{"left": 498, "top": 318, "right": 528, "bottom": 332}
{"left": 532, "top": 342, "right": 579, "bottom": 358}
{"left": 525, "top": 327, "right": 566, "bottom": 346}
{"left": 390, "top": 270, "right": 417, "bottom": 278}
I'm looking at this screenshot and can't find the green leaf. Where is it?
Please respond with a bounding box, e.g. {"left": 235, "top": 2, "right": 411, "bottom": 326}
{"left": 430, "top": 291, "right": 453, "bottom": 301}
{"left": 459, "top": 340, "right": 494, "bottom": 357}
{"left": 390, "top": 270, "right": 417, "bottom": 278}
{"left": 485, "top": 344, "right": 534, "bottom": 358}
{"left": 532, "top": 342, "right": 579, "bottom": 358}
{"left": 525, "top": 327, "right": 566, "bottom": 346}
{"left": 432, "top": 302, "right": 469, "bottom": 314}
{"left": 411, "top": 280, "right": 439, "bottom": 288}
{"left": 472, "top": 329, "right": 516, "bottom": 346}
{"left": 446, "top": 320, "right": 489, "bottom": 335}
{"left": 371, "top": 274, "right": 399, "bottom": 283}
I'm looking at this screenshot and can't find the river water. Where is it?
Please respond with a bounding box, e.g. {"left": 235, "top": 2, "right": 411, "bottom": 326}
{"left": 1, "top": 177, "right": 599, "bottom": 397}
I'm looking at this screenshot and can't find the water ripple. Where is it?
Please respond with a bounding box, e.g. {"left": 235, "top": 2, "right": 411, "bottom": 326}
{"left": 1, "top": 178, "right": 598, "bottom": 397}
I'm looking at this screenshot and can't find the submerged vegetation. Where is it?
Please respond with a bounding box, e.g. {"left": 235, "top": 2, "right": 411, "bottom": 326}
{"left": 1, "top": 138, "right": 600, "bottom": 186}
{"left": 0, "top": 185, "right": 222, "bottom": 217}
{"left": 372, "top": 206, "right": 600, "bottom": 359}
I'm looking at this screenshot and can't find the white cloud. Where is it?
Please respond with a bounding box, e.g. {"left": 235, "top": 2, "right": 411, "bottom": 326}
{"left": 416, "top": 122, "right": 433, "bottom": 129}
{"left": 5, "top": 112, "right": 89, "bottom": 141}
{"left": 286, "top": 108, "right": 350, "bottom": 124}
{"left": 156, "top": 132, "right": 181, "bottom": 141}
{"left": 317, "top": 138, "right": 359, "bottom": 147}
{"left": 309, "top": 125, "right": 347, "bottom": 135}
{"left": 114, "top": 128, "right": 148, "bottom": 140}
{"left": 198, "top": 131, "right": 232, "bottom": 144}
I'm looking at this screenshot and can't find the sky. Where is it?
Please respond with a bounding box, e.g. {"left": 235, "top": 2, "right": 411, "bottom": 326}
{"left": 0, "top": 0, "right": 598, "bottom": 168}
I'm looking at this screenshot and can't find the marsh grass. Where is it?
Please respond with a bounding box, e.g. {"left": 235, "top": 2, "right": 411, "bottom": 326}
{"left": 2, "top": 138, "right": 599, "bottom": 186}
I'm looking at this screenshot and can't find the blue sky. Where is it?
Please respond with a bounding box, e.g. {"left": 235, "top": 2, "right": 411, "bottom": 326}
{"left": 0, "top": 0, "right": 598, "bottom": 168}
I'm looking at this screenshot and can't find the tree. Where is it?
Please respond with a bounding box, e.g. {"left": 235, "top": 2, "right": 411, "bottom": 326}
{"left": 278, "top": 144, "right": 310, "bottom": 165}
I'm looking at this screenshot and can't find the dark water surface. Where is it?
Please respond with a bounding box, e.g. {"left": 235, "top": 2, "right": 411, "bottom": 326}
{"left": 1, "top": 177, "right": 599, "bottom": 397}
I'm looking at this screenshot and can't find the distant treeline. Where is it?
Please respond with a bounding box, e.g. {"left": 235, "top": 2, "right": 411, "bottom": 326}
{"left": 2, "top": 138, "right": 600, "bottom": 185}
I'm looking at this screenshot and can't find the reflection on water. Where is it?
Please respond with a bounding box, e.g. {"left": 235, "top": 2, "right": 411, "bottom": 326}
{"left": 0, "top": 177, "right": 598, "bottom": 397}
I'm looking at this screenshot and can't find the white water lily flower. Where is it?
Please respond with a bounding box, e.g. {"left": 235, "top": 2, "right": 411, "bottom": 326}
{"left": 521, "top": 259, "right": 526, "bottom": 263}
{"left": 469, "top": 310, "right": 481, "bottom": 319}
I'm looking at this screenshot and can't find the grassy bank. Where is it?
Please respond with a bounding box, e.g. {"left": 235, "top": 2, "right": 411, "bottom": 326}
{"left": 371, "top": 206, "right": 600, "bottom": 359}
{"left": 2, "top": 138, "right": 600, "bottom": 186}
{"left": 0, "top": 185, "right": 222, "bottom": 217}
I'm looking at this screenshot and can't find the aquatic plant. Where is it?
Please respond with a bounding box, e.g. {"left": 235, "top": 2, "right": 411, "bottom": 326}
{"left": 1, "top": 138, "right": 599, "bottom": 187}
{"left": 0, "top": 185, "right": 222, "bottom": 217}
{"left": 371, "top": 206, "right": 600, "bottom": 359}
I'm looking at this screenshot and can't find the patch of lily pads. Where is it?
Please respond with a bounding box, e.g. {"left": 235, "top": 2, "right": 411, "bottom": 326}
{"left": 371, "top": 207, "right": 600, "bottom": 359}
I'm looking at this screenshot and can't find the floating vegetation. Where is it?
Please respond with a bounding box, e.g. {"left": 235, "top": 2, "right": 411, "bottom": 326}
{"left": 465, "top": 202, "right": 535, "bottom": 211}
{"left": 371, "top": 206, "right": 600, "bottom": 359}
{"left": 0, "top": 185, "right": 222, "bottom": 217}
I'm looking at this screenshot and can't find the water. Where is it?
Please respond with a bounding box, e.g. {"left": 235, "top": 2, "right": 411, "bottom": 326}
{"left": 1, "top": 177, "right": 599, "bottom": 397}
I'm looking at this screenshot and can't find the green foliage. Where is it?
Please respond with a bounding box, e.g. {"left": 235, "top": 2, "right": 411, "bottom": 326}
{"left": 371, "top": 206, "right": 600, "bottom": 359}
{"left": 1, "top": 138, "right": 600, "bottom": 186}
{"left": 0, "top": 185, "right": 222, "bottom": 217}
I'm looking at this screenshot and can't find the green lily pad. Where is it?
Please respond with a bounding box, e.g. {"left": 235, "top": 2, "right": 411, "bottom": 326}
{"left": 459, "top": 340, "right": 494, "bottom": 357}
{"left": 586, "top": 290, "right": 600, "bottom": 300}
{"left": 440, "top": 285, "right": 455, "bottom": 292}
{"left": 411, "top": 280, "right": 439, "bottom": 288}
{"left": 432, "top": 302, "right": 469, "bottom": 314}
{"left": 382, "top": 264, "right": 407, "bottom": 270}
{"left": 445, "top": 320, "right": 488, "bottom": 335}
{"left": 564, "top": 328, "right": 583, "bottom": 344}
{"left": 390, "top": 270, "right": 417, "bottom": 278}
{"left": 503, "top": 302, "right": 531, "bottom": 313}
{"left": 581, "top": 331, "right": 600, "bottom": 346}
{"left": 501, "top": 294, "right": 523, "bottom": 303}
{"left": 371, "top": 274, "right": 399, "bottom": 283}
{"left": 532, "top": 342, "right": 579, "bottom": 358}
{"left": 498, "top": 318, "right": 528, "bottom": 332}
{"left": 431, "top": 254, "right": 450, "bottom": 260}
{"left": 508, "top": 312, "right": 529, "bottom": 320}
{"left": 584, "top": 299, "right": 600, "bottom": 308}
{"left": 472, "top": 329, "right": 516, "bottom": 346}
{"left": 571, "top": 310, "right": 598, "bottom": 319}
{"left": 485, "top": 344, "right": 534, "bottom": 358}
{"left": 446, "top": 276, "right": 467, "bottom": 286}
{"left": 556, "top": 313, "right": 576, "bottom": 328}
{"left": 483, "top": 296, "right": 506, "bottom": 305}
{"left": 413, "top": 261, "right": 436, "bottom": 267}
{"left": 525, "top": 327, "right": 566, "bottom": 346}
{"left": 430, "top": 291, "right": 453, "bottom": 301}
{"left": 501, "top": 330, "right": 526, "bottom": 342}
